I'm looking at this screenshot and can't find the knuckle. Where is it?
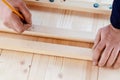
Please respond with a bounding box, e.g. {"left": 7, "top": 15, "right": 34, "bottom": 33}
{"left": 93, "top": 57, "right": 98, "bottom": 62}
{"left": 96, "top": 47, "right": 102, "bottom": 52}
{"left": 18, "top": 1, "right": 23, "bottom": 6}
{"left": 3, "top": 20, "right": 8, "bottom": 26}
{"left": 103, "top": 52, "right": 109, "bottom": 58}
{"left": 5, "top": 12, "right": 13, "bottom": 18}
{"left": 99, "top": 62, "right": 105, "bottom": 67}
{"left": 111, "top": 50, "right": 118, "bottom": 57}
{"left": 98, "top": 28, "right": 102, "bottom": 32}
{"left": 16, "top": 1, "right": 24, "bottom": 7}
{"left": 26, "top": 12, "right": 32, "bottom": 19}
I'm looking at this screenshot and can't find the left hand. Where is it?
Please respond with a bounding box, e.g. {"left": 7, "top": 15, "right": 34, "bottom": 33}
{"left": 92, "top": 24, "right": 120, "bottom": 69}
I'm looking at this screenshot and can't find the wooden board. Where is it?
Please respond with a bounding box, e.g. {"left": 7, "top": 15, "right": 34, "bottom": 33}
{"left": 28, "top": 55, "right": 98, "bottom": 80}
{"left": 0, "top": 49, "right": 99, "bottom": 80}
{"left": 0, "top": 49, "right": 120, "bottom": 80}
{"left": 0, "top": 50, "right": 33, "bottom": 80}
{"left": 98, "top": 68, "right": 120, "bottom": 80}
{"left": 0, "top": 36, "right": 92, "bottom": 60}
{"left": 0, "top": 32, "right": 93, "bottom": 48}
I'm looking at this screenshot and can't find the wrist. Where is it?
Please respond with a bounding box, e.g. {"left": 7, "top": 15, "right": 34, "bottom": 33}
{"left": 110, "top": 24, "right": 120, "bottom": 33}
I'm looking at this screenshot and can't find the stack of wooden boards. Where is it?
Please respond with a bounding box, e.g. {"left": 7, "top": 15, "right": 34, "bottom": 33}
{"left": 0, "top": 0, "right": 120, "bottom": 80}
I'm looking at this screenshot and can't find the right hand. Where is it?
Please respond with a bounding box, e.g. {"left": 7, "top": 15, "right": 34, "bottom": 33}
{"left": 0, "top": 0, "right": 32, "bottom": 33}
{"left": 92, "top": 24, "right": 120, "bottom": 69}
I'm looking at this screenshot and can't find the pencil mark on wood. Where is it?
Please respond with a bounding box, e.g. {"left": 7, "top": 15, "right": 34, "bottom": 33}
{"left": 23, "top": 69, "right": 28, "bottom": 73}
{"left": 58, "top": 73, "right": 63, "bottom": 79}
{"left": 20, "top": 60, "right": 25, "bottom": 65}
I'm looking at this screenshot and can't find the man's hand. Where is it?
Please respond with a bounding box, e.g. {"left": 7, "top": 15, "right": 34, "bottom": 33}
{"left": 93, "top": 24, "right": 120, "bottom": 69}
{"left": 0, "top": 0, "right": 32, "bottom": 33}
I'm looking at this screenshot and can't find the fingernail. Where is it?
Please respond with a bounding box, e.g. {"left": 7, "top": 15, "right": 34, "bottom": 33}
{"left": 16, "top": 28, "right": 23, "bottom": 33}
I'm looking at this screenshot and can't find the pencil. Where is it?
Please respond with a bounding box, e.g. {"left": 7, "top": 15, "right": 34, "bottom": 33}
{"left": 2, "top": 0, "right": 24, "bottom": 20}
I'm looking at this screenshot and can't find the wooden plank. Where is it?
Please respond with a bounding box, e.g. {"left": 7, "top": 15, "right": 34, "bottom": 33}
{"left": 0, "top": 31, "right": 38, "bottom": 41}
{"left": 0, "top": 37, "right": 92, "bottom": 60}
{"left": 86, "top": 61, "right": 98, "bottom": 80}
{"left": 98, "top": 68, "right": 120, "bottom": 80}
{"left": 29, "top": 55, "right": 98, "bottom": 80}
{"left": 0, "top": 32, "right": 93, "bottom": 48}
{"left": 38, "top": 37, "right": 93, "bottom": 48}
{"left": 28, "top": 55, "right": 50, "bottom": 80}
{"left": 0, "top": 23, "right": 95, "bottom": 42}
{"left": 25, "top": 0, "right": 112, "bottom": 15}
{"left": 0, "top": 50, "right": 33, "bottom": 80}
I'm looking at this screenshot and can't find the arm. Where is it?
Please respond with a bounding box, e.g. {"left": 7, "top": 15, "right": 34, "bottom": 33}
{"left": 93, "top": 0, "right": 120, "bottom": 69}
{"left": 111, "top": 0, "right": 120, "bottom": 29}
{"left": 0, "top": 0, "right": 32, "bottom": 33}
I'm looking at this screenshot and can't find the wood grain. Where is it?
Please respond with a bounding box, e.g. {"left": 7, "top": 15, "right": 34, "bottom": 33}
{"left": 0, "top": 37, "right": 92, "bottom": 60}
{"left": 0, "top": 32, "right": 93, "bottom": 48}
{"left": 98, "top": 68, "right": 120, "bottom": 80}
{"left": 29, "top": 54, "right": 98, "bottom": 80}
{"left": 0, "top": 50, "right": 33, "bottom": 80}
{"left": 0, "top": 24, "right": 96, "bottom": 42}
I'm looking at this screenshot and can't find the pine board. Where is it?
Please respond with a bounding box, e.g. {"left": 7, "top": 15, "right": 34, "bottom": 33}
{"left": 0, "top": 36, "right": 92, "bottom": 60}
{"left": 98, "top": 68, "right": 120, "bottom": 80}
{"left": 0, "top": 50, "right": 33, "bottom": 80}
{"left": 29, "top": 55, "right": 98, "bottom": 80}
{"left": 0, "top": 49, "right": 98, "bottom": 80}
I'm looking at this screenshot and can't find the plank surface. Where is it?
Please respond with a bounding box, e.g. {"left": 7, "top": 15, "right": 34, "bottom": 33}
{"left": 0, "top": 23, "right": 96, "bottom": 42}
{"left": 98, "top": 68, "right": 120, "bottom": 80}
{"left": 0, "top": 32, "right": 93, "bottom": 48}
{"left": 0, "top": 36, "right": 92, "bottom": 60}
{"left": 0, "top": 50, "right": 33, "bottom": 80}
{"left": 29, "top": 54, "right": 98, "bottom": 80}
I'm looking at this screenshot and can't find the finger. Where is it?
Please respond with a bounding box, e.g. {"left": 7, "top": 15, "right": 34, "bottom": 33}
{"left": 23, "top": 24, "right": 31, "bottom": 31}
{"left": 113, "top": 53, "right": 120, "bottom": 69}
{"left": 3, "top": 19, "right": 13, "bottom": 29}
{"left": 19, "top": 4, "right": 32, "bottom": 24}
{"left": 106, "top": 47, "right": 119, "bottom": 67}
{"left": 3, "top": 12, "right": 24, "bottom": 33}
{"left": 93, "top": 41, "right": 106, "bottom": 66}
{"left": 11, "top": 14, "right": 24, "bottom": 33}
{"left": 92, "top": 29, "right": 102, "bottom": 49}
{"left": 98, "top": 45, "right": 113, "bottom": 67}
